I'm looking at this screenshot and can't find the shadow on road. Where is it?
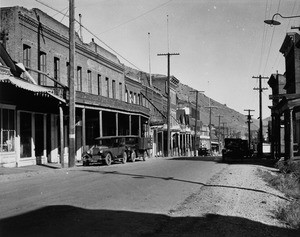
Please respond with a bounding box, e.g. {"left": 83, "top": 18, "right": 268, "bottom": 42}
{"left": 168, "top": 156, "right": 219, "bottom": 162}
{"left": 169, "top": 156, "right": 278, "bottom": 169}
{"left": 219, "top": 158, "right": 278, "bottom": 168}
{"left": 79, "top": 169, "right": 289, "bottom": 201}
{"left": 0, "top": 205, "right": 298, "bottom": 237}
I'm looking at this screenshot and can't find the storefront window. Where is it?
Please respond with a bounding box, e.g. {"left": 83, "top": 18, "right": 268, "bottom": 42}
{"left": 0, "top": 108, "right": 15, "bottom": 152}
{"left": 20, "top": 112, "right": 32, "bottom": 158}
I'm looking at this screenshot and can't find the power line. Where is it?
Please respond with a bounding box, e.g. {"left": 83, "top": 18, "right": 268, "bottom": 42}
{"left": 262, "top": 0, "right": 281, "bottom": 75}
{"left": 35, "top": 0, "right": 142, "bottom": 71}
{"left": 99, "top": 0, "right": 174, "bottom": 34}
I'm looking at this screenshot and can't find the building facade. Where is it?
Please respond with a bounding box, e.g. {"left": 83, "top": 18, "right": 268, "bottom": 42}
{"left": 0, "top": 6, "right": 150, "bottom": 167}
{"left": 268, "top": 32, "right": 300, "bottom": 160}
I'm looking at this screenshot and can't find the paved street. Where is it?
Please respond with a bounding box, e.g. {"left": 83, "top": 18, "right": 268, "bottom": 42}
{"left": 0, "top": 157, "right": 298, "bottom": 236}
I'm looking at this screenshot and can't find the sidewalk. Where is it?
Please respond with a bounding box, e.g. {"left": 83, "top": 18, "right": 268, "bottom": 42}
{"left": 0, "top": 162, "right": 80, "bottom": 182}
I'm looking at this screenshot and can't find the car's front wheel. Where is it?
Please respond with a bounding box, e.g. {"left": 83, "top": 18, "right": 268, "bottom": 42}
{"left": 122, "top": 151, "right": 127, "bottom": 164}
{"left": 142, "top": 150, "right": 148, "bottom": 161}
{"left": 131, "top": 151, "right": 136, "bottom": 162}
{"left": 104, "top": 153, "right": 112, "bottom": 166}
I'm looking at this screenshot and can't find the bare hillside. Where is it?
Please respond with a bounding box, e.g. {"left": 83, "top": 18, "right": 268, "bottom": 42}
{"left": 177, "top": 82, "right": 259, "bottom": 137}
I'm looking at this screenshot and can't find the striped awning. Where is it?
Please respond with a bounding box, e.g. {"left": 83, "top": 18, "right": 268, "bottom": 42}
{"left": 0, "top": 73, "right": 66, "bottom": 103}
{"left": 0, "top": 74, "right": 53, "bottom": 94}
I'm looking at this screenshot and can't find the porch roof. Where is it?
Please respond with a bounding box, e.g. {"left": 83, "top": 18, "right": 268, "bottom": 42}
{"left": 0, "top": 73, "right": 52, "bottom": 94}
{"left": 272, "top": 94, "right": 300, "bottom": 114}
{"left": 0, "top": 73, "right": 66, "bottom": 103}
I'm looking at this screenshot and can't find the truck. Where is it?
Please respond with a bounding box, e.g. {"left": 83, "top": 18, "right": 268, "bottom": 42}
{"left": 222, "top": 138, "right": 250, "bottom": 161}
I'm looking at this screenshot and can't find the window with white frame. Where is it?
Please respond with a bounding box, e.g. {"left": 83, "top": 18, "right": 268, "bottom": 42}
{"left": 39, "top": 52, "right": 47, "bottom": 85}
{"left": 87, "top": 70, "right": 92, "bottom": 94}
{"left": 23, "top": 44, "right": 31, "bottom": 68}
{"left": 77, "top": 66, "right": 82, "bottom": 91}
{"left": 0, "top": 106, "right": 15, "bottom": 153}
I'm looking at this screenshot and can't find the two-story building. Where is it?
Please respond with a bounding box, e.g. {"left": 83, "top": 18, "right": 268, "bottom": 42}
{"left": 0, "top": 6, "right": 150, "bottom": 167}
{"left": 268, "top": 32, "right": 300, "bottom": 161}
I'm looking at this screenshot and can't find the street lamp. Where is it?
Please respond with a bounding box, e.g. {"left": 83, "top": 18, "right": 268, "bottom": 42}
{"left": 264, "top": 13, "right": 300, "bottom": 29}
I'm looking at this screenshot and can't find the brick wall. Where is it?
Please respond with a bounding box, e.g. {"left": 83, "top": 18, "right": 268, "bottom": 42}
{"left": 1, "top": 6, "right": 125, "bottom": 100}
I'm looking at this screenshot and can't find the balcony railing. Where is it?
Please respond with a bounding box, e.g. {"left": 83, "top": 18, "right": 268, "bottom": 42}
{"left": 76, "top": 91, "right": 150, "bottom": 116}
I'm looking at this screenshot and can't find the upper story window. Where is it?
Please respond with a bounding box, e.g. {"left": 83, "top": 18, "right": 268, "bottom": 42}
{"left": 0, "top": 106, "right": 15, "bottom": 153}
{"left": 125, "top": 90, "right": 128, "bottom": 102}
{"left": 119, "top": 82, "right": 122, "bottom": 100}
{"left": 97, "top": 74, "right": 101, "bottom": 96}
{"left": 54, "top": 57, "right": 60, "bottom": 86}
{"left": 87, "top": 70, "right": 92, "bottom": 94}
{"left": 23, "top": 44, "right": 31, "bottom": 68}
{"left": 39, "top": 52, "right": 47, "bottom": 85}
{"left": 112, "top": 80, "right": 116, "bottom": 99}
{"left": 130, "top": 91, "right": 133, "bottom": 103}
{"left": 77, "top": 66, "right": 82, "bottom": 91}
{"left": 138, "top": 94, "right": 141, "bottom": 105}
{"left": 106, "top": 77, "right": 109, "bottom": 97}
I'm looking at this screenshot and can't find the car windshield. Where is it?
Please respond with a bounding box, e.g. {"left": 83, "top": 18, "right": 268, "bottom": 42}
{"left": 97, "top": 138, "right": 112, "bottom": 146}
{"left": 225, "top": 139, "right": 241, "bottom": 148}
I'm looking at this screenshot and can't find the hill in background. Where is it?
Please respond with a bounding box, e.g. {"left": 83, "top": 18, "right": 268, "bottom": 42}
{"left": 176, "top": 82, "right": 259, "bottom": 138}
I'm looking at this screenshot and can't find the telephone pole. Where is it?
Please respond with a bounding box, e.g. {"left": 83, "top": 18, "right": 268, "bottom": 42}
{"left": 253, "top": 75, "right": 268, "bottom": 158}
{"left": 216, "top": 115, "right": 223, "bottom": 152}
{"left": 68, "top": 0, "right": 76, "bottom": 167}
{"left": 205, "top": 98, "right": 218, "bottom": 154}
{"left": 190, "top": 90, "right": 204, "bottom": 156}
{"left": 244, "top": 109, "right": 255, "bottom": 153}
{"left": 158, "top": 52, "right": 179, "bottom": 157}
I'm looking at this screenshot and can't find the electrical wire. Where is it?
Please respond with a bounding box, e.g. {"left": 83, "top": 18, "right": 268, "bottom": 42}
{"left": 258, "top": 0, "right": 269, "bottom": 74}
{"left": 99, "top": 0, "right": 174, "bottom": 34}
{"left": 35, "top": 0, "right": 142, "bottom": 71}
{"left": 262, "top": 0, "right": 282, "bottom": 75}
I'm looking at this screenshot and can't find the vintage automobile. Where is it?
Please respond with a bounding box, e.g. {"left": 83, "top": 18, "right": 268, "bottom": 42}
{"left": 198, "top": 147, "right": 209, "bottom": 156}
{"left": 222, "top": 138, "right": 249, "bottom": 161}
{"left": 82, "top": 135, "right": 152, "bottom": 166}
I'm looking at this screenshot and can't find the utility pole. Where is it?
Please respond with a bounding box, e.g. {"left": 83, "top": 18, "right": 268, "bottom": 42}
{"left": 253, "top": 75, "right": 268, "bottom": 158}
{"left": 205, "top": 98, "right": 218, "bottom": 154}
{"left": 244, "top": 109, "right": 255, "bottom": 153}
{"left": 222, "top": 122, "right": 227, "bottom": 138}
{"left": 157, "top": 52, "right": 179, "bottom": 157}
{"left": 190, "top": 90, "right": 204, "bottom": 156}
{"left": 216, "top": 115, "right": 223, "bottom": 152}
{"left": 68, "top": 0, "right": 76, "bottom": 167}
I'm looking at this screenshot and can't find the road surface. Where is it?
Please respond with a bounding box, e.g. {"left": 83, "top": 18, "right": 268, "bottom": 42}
{"left": 0, "top": 156, "right": 298, "bottom": 236}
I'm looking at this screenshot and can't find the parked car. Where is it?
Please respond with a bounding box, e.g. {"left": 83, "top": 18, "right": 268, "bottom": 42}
{"left": 222, "top": 138, "right": 249, "bottom": 161}
{"left": 198, "top": 147, "right": 209, "bottom": 156}
{"left": 82, "top": 135, "right": 152, "bottom": 166}
{"left": 82, "top": 136, "right": 136, "bottom": 166}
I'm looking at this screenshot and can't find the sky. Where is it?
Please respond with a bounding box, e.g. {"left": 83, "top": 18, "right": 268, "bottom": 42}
{"left": 1, "top": 0, "right": 300, "bottom": 119}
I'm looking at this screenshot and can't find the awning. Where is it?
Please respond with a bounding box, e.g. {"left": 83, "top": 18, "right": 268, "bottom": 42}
{"left": 0, "top": 73, "right": 66, "bottom": 103}
{"left": 0, "top": 74, "right": 53, "bottom": 93}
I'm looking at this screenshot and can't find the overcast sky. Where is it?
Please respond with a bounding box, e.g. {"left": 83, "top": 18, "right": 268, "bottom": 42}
{"left": 2, "top": 0, "right": 300, "bottom": 119}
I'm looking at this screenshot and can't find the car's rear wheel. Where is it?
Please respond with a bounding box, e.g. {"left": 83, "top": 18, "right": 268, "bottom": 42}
{"left": 131, "top": 151, "right": 136, "bottom": 162}
{"left": 142, "top": 150, "right": 148, "bottom": 161}
{"left": 82, "top": 155, "right": 90, "bottom": 166}
{"left": 122, "top": 151, "right": 127, "bottom": 164}
{"left": 104, "top": 153, "right": 112, "bottom": 166}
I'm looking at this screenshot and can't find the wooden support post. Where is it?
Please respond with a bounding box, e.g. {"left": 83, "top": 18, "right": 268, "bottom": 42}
{"left": 99, "top": 110, "right": 103, "bottom": 137}
{"left": 59, "top": 105, "right": 64, "bottom": 168}
{"left": 289, "top": 109, "right": 294, "bottom": 160}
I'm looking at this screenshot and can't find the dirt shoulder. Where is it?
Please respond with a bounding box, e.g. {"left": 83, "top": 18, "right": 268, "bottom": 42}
{"left": 153, "top": 162, "right": 299, "bottom": 237}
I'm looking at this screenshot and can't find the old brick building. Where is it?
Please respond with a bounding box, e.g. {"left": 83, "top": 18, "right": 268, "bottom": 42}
{"left": 0, "top": 6, "right": 150, "bottom": 167}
